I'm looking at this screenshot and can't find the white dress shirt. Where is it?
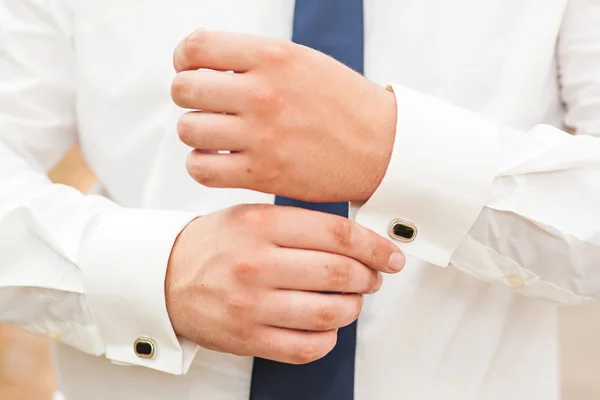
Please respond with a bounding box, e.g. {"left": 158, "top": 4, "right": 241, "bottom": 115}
{"left": 0, "top": 0, "right": 599, "bottom": 399}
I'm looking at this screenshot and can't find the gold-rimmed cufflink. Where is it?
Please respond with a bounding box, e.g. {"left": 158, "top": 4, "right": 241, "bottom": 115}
{"left": 134, "top": 337, "right": 156, "bottom": 359}
{"left": 388, "top": 219, "right": 417, "bottom": 242}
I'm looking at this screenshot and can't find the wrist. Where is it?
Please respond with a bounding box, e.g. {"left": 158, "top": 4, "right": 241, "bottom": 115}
{"left": 165, "top": 216, "right": 202, "bottom": 340}
{"left": 354, "top": 84, "right": 498, "bottom": 267}
{"left": 355, "top": 85, "right": 397, "bottom": 202}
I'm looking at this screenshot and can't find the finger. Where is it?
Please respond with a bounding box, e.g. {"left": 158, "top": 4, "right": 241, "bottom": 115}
{"left": 258, "top": 291, "right": 363, "bottom": 332}
{"left": 254, "top": 326, "right": 338, "bottom": 364}
{"left": 270, "top": 207, "right": 405, "bottom": 274}
{"left": 174, "top": 29, "right": 266, "bottom": 73}
{"left": 265, "top": 248, "right": 382, "bottom": 294}
{"left": 171, "top": 69, "right": 247, "bottom": 113}
{"left": 178, "top": 111, "right": 248, "bottom": 151}
{"left": 186, "top": 150, "right": 252, "bottom": 188}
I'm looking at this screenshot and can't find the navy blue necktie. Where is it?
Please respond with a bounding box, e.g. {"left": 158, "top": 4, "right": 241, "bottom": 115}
{"left": 249, "top": 1, "right": 363, "bottom": 399}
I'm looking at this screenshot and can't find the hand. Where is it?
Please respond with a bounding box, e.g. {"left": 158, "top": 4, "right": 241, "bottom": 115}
{"left": 171, "top": 29, "right": 397, "bottom": 203}
{"left": 165, "top": 204, "right": 405, "bottom": 364}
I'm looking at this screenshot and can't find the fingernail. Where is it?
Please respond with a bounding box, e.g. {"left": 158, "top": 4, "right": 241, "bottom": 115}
{"left": 388, "top": 252, "right": 405, "bottom": 272}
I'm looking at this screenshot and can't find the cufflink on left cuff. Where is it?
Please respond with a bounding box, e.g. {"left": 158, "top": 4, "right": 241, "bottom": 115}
{"left": 134, "top": 338, "right": 156, "bottom": 359}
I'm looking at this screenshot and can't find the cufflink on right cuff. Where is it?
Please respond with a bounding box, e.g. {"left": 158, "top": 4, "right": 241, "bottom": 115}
{"left": 388, "top": 219, "right": 417, "bottom": 242}
{"left": 134, "top": 337, "right": 156, "bottom": 359}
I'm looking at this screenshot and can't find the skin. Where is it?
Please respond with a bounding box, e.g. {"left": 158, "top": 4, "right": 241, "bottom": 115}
{"left": 165, "top": 30, "right": 402, "bottom": 364}
{"left": 171, "top": 29, "right": 397, "bottom": 203}
{"left": 166, "top": 205, "right": 405, "bottom": 364}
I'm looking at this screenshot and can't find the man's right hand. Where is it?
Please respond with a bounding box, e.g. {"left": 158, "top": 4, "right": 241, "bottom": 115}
{"left": 165, "top": 204, "right": 405, "bottom": 364}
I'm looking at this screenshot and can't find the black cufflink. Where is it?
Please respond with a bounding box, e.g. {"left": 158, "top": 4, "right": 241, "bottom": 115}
{"left": 388, "top": 219, "right": 417, "bottom": 242}
{"left": 134, "top": 338, "right": 156, "bottom": 359}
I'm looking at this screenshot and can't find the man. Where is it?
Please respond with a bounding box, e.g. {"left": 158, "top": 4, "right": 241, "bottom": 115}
{"left": 0, "top": 0, "right": 599, "bottom": 399}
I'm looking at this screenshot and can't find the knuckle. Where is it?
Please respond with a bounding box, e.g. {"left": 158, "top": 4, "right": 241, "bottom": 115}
{"left": 227, "top": 203, "right": 254, "bottom": 216}
{"left": 258, "top": 41, "right": 293, "bottom": 65}
{"left": 183, "top": 30, "right": 210, "bottom": 61}
{"left": 366, "top": 270, "right": 379, "bottom": 293}
{"left": 171, "top": 73, "right": 193, "bottom": 104}
{"left": 173, "top": 38, "right": 189, "bottom": 71}
{"left": 253, "top": 127, "right": 284, "bottom": 155}
{"left": 254, "top": 152, "right": 283, "bottom": 179}
{"left": 255, "top": 132, "right": 277, "bottom": 151}
{"left": 250, "top": 163, "right": 282, "bottom": 191}
{"left": 369, "top": 236, "right": 391, "bottom": 267}
{"left": 232, "top": 260, "right": 263, "bottom": 280}
{"left": 329, "top": 218, "right": 354, "bottom": 249}
{"left": 226, "top": 292, "right": 255, "bottom": 315}
{"left": 352, "top": 295, "right": 364, "bottom": 320}
{"left": 229, "top": 324, "right": 254, "bottom": 346}
{"left": 290, "top": 343, "right": 320, "bottom": 365}
{"left": 290, "top": 333, "right": 337, "bottom": 364}
{"left": 239, "top": 206, "right": 270, "bottom": 228}
{"left": 185, "top": 153, "right": 225, "bottom": 188}
{"left": 177, "top": 114, "right": 196, "bottom": 144}
{"left": 323, "top": 330, "right": 338, "bottom": 352}
{"left": 194, "top": 171, "right": 220, "bottom": 187}
{"left": 251, "top": 87, "right": 282, "bottom": 111}
{"left": 314, "top": 303, "right": 338, "bottom": 330}
{"left": 327, "top": 262, "right": 352, "bottom": 290}
{"left": 185, "top": 152, "right": 212, "bottom": 184}
{"left": 185, "top": 151, "right": 200, "bottom": 175}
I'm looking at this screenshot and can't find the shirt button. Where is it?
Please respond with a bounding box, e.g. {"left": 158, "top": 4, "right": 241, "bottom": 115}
{"left": 134, "top": 338, "right": 156, "bottom": 359}
{"left": 388, "top": 219, "right": 417, "bottom": 242}
{"left": 507, "top": 275, "right": 525, "bottom": 289}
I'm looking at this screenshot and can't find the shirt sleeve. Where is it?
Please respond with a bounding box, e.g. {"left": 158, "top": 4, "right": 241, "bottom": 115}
{"left": 354, "top": 0, "right": 600, "bottom": 305}
{"left": 0, "top": 0, "right": 199, "bottom": 374}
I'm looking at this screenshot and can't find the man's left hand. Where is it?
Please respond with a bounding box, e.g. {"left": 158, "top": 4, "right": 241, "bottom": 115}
{"left": 171, "top": 29, "right": 397, "bottom": 203}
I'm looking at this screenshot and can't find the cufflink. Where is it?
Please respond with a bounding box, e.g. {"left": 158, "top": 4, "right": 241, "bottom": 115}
{"left": 388, "top": 219, "right": 417, "bottom": 242}
{"left": 134, "top": 337, "right": 156, "bottom": 359}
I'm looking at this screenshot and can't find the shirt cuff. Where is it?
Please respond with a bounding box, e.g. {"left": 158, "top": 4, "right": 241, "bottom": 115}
{"left": 354, "top": 84, "right": 499, "bottom": 267}
{"left": 78, "top": 208, "right": 199, "bottom": 375}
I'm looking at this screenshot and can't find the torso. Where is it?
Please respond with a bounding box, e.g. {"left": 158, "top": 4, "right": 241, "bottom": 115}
{"left": 61, "top": 1, "right": 566, "bottom": 398}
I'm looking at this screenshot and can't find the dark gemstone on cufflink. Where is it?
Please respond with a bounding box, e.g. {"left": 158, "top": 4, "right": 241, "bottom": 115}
{"left": 134, "top": 338, "right": 156, "bottom": 359}
{"left": 388, "top": 220, "right": 417, "bottom": 242}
